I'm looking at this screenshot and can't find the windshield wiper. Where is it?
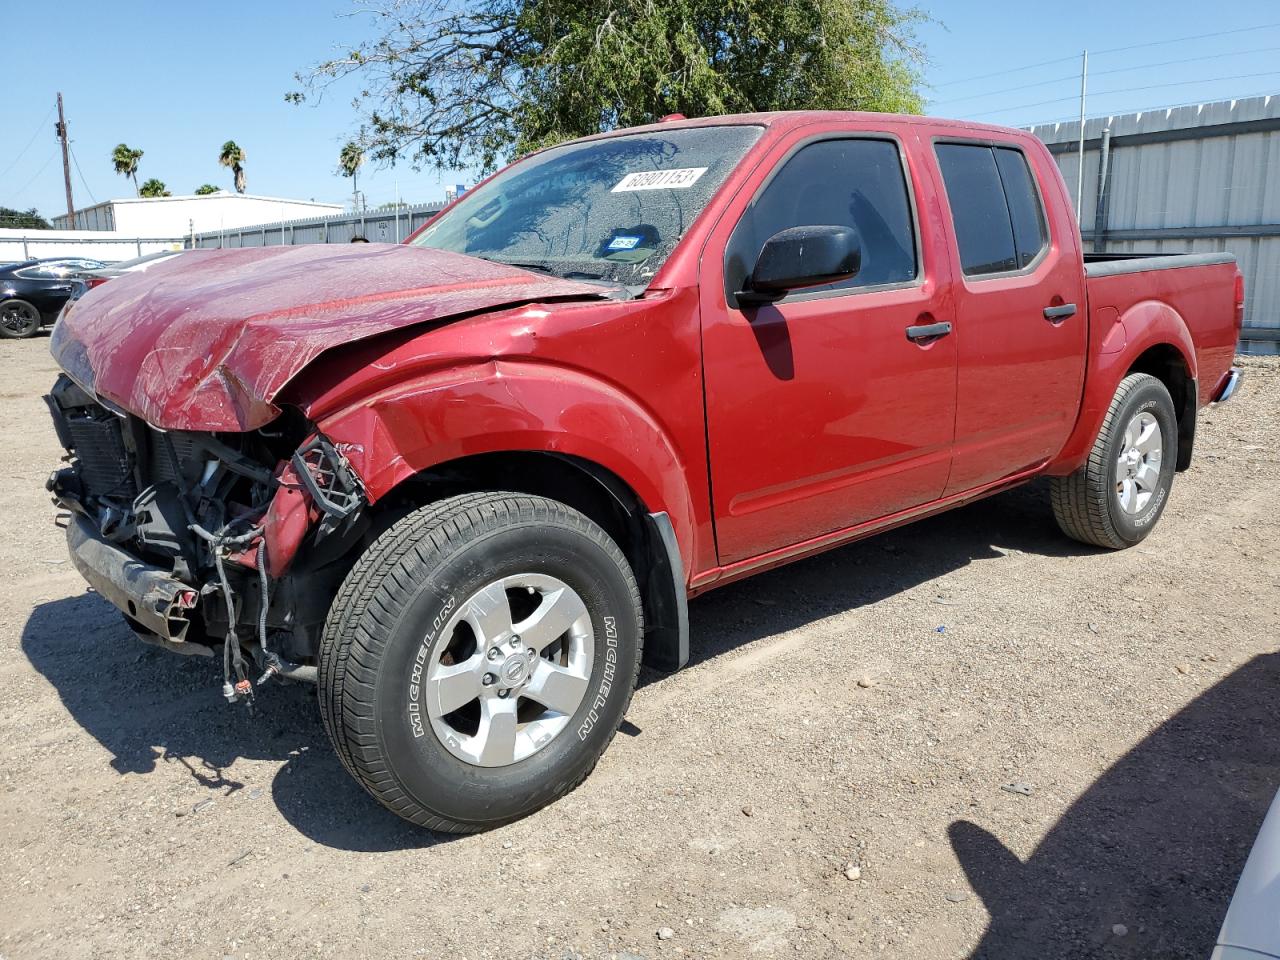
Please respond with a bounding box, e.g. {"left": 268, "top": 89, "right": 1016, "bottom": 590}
{"left": 500, "top": 261, "right": 556, "bottom": 275}
{"left": 501, "top": 261, "right": 607, "bottom": 282}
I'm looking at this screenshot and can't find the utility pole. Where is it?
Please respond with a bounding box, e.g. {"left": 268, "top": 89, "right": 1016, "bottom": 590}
{"left": 56, "top": 92, "right": 76, "bottom": 229}
{"left": 1075, "top": 51, "right": 1088, "bottom": 224}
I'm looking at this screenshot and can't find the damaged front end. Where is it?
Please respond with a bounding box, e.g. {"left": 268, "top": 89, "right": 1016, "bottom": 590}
{"left": 45, "top": 374, "right": 367, "bottom": 703}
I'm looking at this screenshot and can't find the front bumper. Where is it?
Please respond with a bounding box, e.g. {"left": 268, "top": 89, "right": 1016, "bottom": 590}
{"left": 66, "top": 513, "right": 199, "bottom": 642}
{"left": 1212, "top": 367, "right": 1243, "bottom": 404}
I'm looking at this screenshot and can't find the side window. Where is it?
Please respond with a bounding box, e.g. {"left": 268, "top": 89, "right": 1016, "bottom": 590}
{"left": 726, "top": 138, "right": 917, "bottom": 299}
{"left": 15, "top": 266, "right": 59, "bottom": 280}
{"left": 934, "top": 144, "right": 1016, "bottom": 276}
{"left": 994, "top": 147, "right": 1048, "bottom": 268}
{"left": 934, "top": 142, "right": 1048, "bottom": 277}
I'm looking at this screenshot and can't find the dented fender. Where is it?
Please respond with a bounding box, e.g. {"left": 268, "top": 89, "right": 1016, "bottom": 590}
{"left": 315, "top": 359, "right": 700, "bottom": 576}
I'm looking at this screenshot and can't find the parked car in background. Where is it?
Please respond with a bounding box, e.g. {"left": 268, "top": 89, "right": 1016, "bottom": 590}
{"left": 1, "top": 258, "right": 106, "bottom": 339}
{"left": 46, "top": 111, "right": 1243, "bottom": 833}
{"left": 77, "top": 250, "right": 186, "bottom": 293}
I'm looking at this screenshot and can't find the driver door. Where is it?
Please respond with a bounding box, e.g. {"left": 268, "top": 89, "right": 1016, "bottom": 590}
{"left": 699, "top": 130, "right": 958, "bottom": 565}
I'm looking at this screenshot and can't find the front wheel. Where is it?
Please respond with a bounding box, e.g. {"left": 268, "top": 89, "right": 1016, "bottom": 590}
{"left": 1050, "top": 372, "right": 1178, "bottom": 549}
{"left": 0, "top": 300, "right": 41, "bottom": 339}
{"left": 318, "top": 492, "right": 643, "bottom": 833}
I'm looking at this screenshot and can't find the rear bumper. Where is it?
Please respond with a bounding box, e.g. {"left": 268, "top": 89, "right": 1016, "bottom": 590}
{"left": 1212, "top": 367, "right": 1243, "bottom": 404}
{"left": 66, "top": 513, "right": 199, "bottom": 641}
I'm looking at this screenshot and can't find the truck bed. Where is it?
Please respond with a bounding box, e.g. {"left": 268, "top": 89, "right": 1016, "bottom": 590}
{"left": 1083, "top": 250, "right": 1235, "bottom": 278}
{"left": 1083, "top": 250, "right": 1239, "bottom": 407}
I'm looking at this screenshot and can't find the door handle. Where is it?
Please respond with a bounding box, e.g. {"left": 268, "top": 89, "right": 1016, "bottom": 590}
{"left": 1043, "top": 303, "right": 1077, "bottom": 322}
{"left": 905, "top": 321, "right": 952, "bottom": 343}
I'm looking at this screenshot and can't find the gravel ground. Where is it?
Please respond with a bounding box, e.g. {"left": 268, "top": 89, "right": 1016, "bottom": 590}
{"left": 1, "top": 336, "right": 1278, "bottom": 960}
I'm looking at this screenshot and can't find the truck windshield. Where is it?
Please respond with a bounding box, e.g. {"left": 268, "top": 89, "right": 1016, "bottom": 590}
{"left": 411, "top": 125, "right": 763, "bottom": 286}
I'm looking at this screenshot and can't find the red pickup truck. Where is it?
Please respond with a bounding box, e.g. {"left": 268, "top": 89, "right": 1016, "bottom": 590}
{"left": 45, "top": 111, "right": 1243, "bottom": 832}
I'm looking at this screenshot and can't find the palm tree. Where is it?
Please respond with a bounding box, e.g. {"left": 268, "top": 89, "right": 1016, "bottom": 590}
{"left": 338, "top": 141, "right": 365, "bottom": 209}
{"left": 218, "top": 140, "right": 246, "bottom": 194}
{"left": 111, "top": 144, "right": 144, "bottom": 196}
{"left": 194, "top": 184, "right": 220, "bottom": 195}
{"left": 139, "top": 178, "right": 171, "bottom": 198}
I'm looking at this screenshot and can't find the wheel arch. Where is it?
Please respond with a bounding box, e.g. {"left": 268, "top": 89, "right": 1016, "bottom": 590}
{"left": 360, "top": 450, "right": 690, "bottom": 672}
{"left": 1050, "top": 299, "right": 1198, "bottom": 475}
{"left": 1124, "top": 342, "right": 1197, "bottom": 471}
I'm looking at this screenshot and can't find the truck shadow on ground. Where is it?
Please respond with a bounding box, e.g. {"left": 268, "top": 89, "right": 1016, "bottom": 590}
{"left": 949, "top": 652, "right": 1280, "bottom": 959}
{"left": 662, "top": 478, "right": 1096, "bottom": 678}
{"left": 25, "top": 479, "right": 1094, "bottom": 855}
{"left": 20, "top": 592, "right": 443, "bottom": 853}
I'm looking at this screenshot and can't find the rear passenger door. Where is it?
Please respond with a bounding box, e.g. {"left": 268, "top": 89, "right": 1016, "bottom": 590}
{"left": 700, "top": 131, "right": 957, "bottom": 565}
{"left": 931, "top": 139, "right": 1087, "bottom": 495}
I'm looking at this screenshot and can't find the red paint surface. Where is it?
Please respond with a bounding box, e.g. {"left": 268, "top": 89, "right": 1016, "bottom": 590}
{"left": 50, "top": 244, "right": 608, "bottom": 431}
{"left": 52, "top": 112, "right": 1242, "bottom": 590}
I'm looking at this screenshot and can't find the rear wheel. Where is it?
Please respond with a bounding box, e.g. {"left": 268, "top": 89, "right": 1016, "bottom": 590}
{"left": 1050, "top": 373, "right": 1178, "bottom": 549}
{"left": 318, "top": 492, "right": 643, "bottom": 832}
{"left": 0, "top": 300, "right": 41, "bottom": 339}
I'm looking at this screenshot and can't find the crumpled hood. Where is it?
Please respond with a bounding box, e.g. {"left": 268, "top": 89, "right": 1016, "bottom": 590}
{"left": 51, "top": 244, "right": 610, "bottom": 431}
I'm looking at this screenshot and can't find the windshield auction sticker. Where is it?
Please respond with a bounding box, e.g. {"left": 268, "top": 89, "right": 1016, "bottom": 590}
{"left": 612, "top": 167, "right": 709, "bottom": 192}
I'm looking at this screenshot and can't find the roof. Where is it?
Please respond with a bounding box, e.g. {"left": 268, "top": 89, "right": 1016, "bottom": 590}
{"left": 108, "top": 192, "right": 343, "bottom": 207}
{"left": 556, "top": 109, "right": 1039, "bottom": 147}
{"left": 58, "top": 193, "right": 344, "bottom": 220}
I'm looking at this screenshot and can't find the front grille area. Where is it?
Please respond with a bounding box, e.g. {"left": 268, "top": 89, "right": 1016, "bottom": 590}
{"left": 146, "top": 430, "right": 200, "bottom": 488}
{"left": 65, "top": 412, "right": 136, "bottom": 502}
{"left": 62, "top": 407, "right": 203, "bottom": 503}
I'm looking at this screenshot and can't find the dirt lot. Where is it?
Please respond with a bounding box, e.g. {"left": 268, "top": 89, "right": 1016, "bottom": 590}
{"left": 1, "top": 336, "right": 1278, "bottom": 960}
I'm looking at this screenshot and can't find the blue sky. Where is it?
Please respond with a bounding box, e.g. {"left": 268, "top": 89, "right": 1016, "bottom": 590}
{"left": 5, "top": 0, "right": 1278, "bottom": 222}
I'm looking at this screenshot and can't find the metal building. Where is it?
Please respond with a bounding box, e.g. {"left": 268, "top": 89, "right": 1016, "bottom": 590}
{"left": 190, "top": 202, "right": 445, "bottom": 249}
{"left": 1030, "top": 94, "right": 1279, "bottom": 352}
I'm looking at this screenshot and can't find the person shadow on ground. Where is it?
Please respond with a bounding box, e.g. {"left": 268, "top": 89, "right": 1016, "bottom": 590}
{"left": 950, "top": 651, "right": 1280, "bottom": 959}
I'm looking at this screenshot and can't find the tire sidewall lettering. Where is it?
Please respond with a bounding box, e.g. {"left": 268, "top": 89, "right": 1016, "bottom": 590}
{"left": 577, "top": 615, "right": 618, "bottom": 741}
{"left": 407, "top": 593, "right": 457, "bottom": 739}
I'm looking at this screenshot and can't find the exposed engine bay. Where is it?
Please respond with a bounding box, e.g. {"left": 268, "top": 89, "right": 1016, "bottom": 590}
{"left": 44, "top": 374, "right": 368, "bottom": 707}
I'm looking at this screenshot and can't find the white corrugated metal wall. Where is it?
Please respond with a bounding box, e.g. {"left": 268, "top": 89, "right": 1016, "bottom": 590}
{"left": 1030, "top": 94, "right": 1280, "bottom": 349}
{"left": 190, "top": 203, "right": 445, "bottom": 249}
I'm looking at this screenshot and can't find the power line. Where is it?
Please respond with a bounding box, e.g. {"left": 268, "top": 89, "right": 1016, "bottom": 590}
{"left": 0, "top": 104, "right": 56, "bottom": 184}
{"left": 11, "top": 150, "right": 58, "bottom": 202}
{"left": 961, "top": 70, "right": 1280, "bottom": 120}
{"left": 1092, "top": 21, "right": 1280, "bottom": 56}
{"left": 929, "top": 55, "right": 1079, "bottom": 91}
{"left": 931, "top": 21, "right": 1280, "bottom": 91}
{"left": 68, "top": 143, "right": 98, "bottom": 206}
{"left": 931, "top": 45, "right": 1280, "bottom": 108}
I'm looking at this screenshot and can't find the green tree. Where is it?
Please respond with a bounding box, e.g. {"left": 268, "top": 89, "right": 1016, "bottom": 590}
{"left": 338, "top": 140, "right": 365, "bottom": 204}
{"left": 0, "top": 206, "right": 51, "bottom": 229}
{"left": 139, "top": 178, "right": 171, "bottom": 198}
{"left": 194, "top": 183, "right": 220, "bottom": 195}
{"left": 218, "top": 140, "right": 247, "bottom": 193}
{"left": 111, "top": 143, "right": 144, "bottom": 195}
{"left": 289, "top": 0, "right": 927, "bottom": 173}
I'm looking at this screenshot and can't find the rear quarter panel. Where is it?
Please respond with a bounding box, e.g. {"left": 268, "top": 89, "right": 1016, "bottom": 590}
{"left": 1049, "top": 259, "right": 1240, "bottom": 474}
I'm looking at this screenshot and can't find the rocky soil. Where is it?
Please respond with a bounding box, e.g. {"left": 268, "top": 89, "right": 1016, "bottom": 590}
{"left": 2, "top": 337, "right": 1277, "bottom": 959}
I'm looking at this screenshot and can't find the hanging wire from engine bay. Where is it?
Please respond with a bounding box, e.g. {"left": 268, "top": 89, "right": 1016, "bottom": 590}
{"left": 190, "top": 521, "right": 261, "bottom": 709}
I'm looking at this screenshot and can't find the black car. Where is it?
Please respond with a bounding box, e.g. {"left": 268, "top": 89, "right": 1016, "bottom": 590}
{"left": 0, "top": 257, "right": 106, "bottom": 339}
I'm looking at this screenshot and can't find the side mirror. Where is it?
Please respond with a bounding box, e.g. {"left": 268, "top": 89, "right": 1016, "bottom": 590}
{"left": 738, "top": 225, "right": 862, "bottom": 304}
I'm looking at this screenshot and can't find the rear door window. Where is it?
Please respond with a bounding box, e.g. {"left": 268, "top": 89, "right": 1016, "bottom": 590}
{"left": 934, "top": 142, "right": 1047, "bottom": 277}
{"left": 995, "top": 147, "right": 1048, "bottom": 268}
